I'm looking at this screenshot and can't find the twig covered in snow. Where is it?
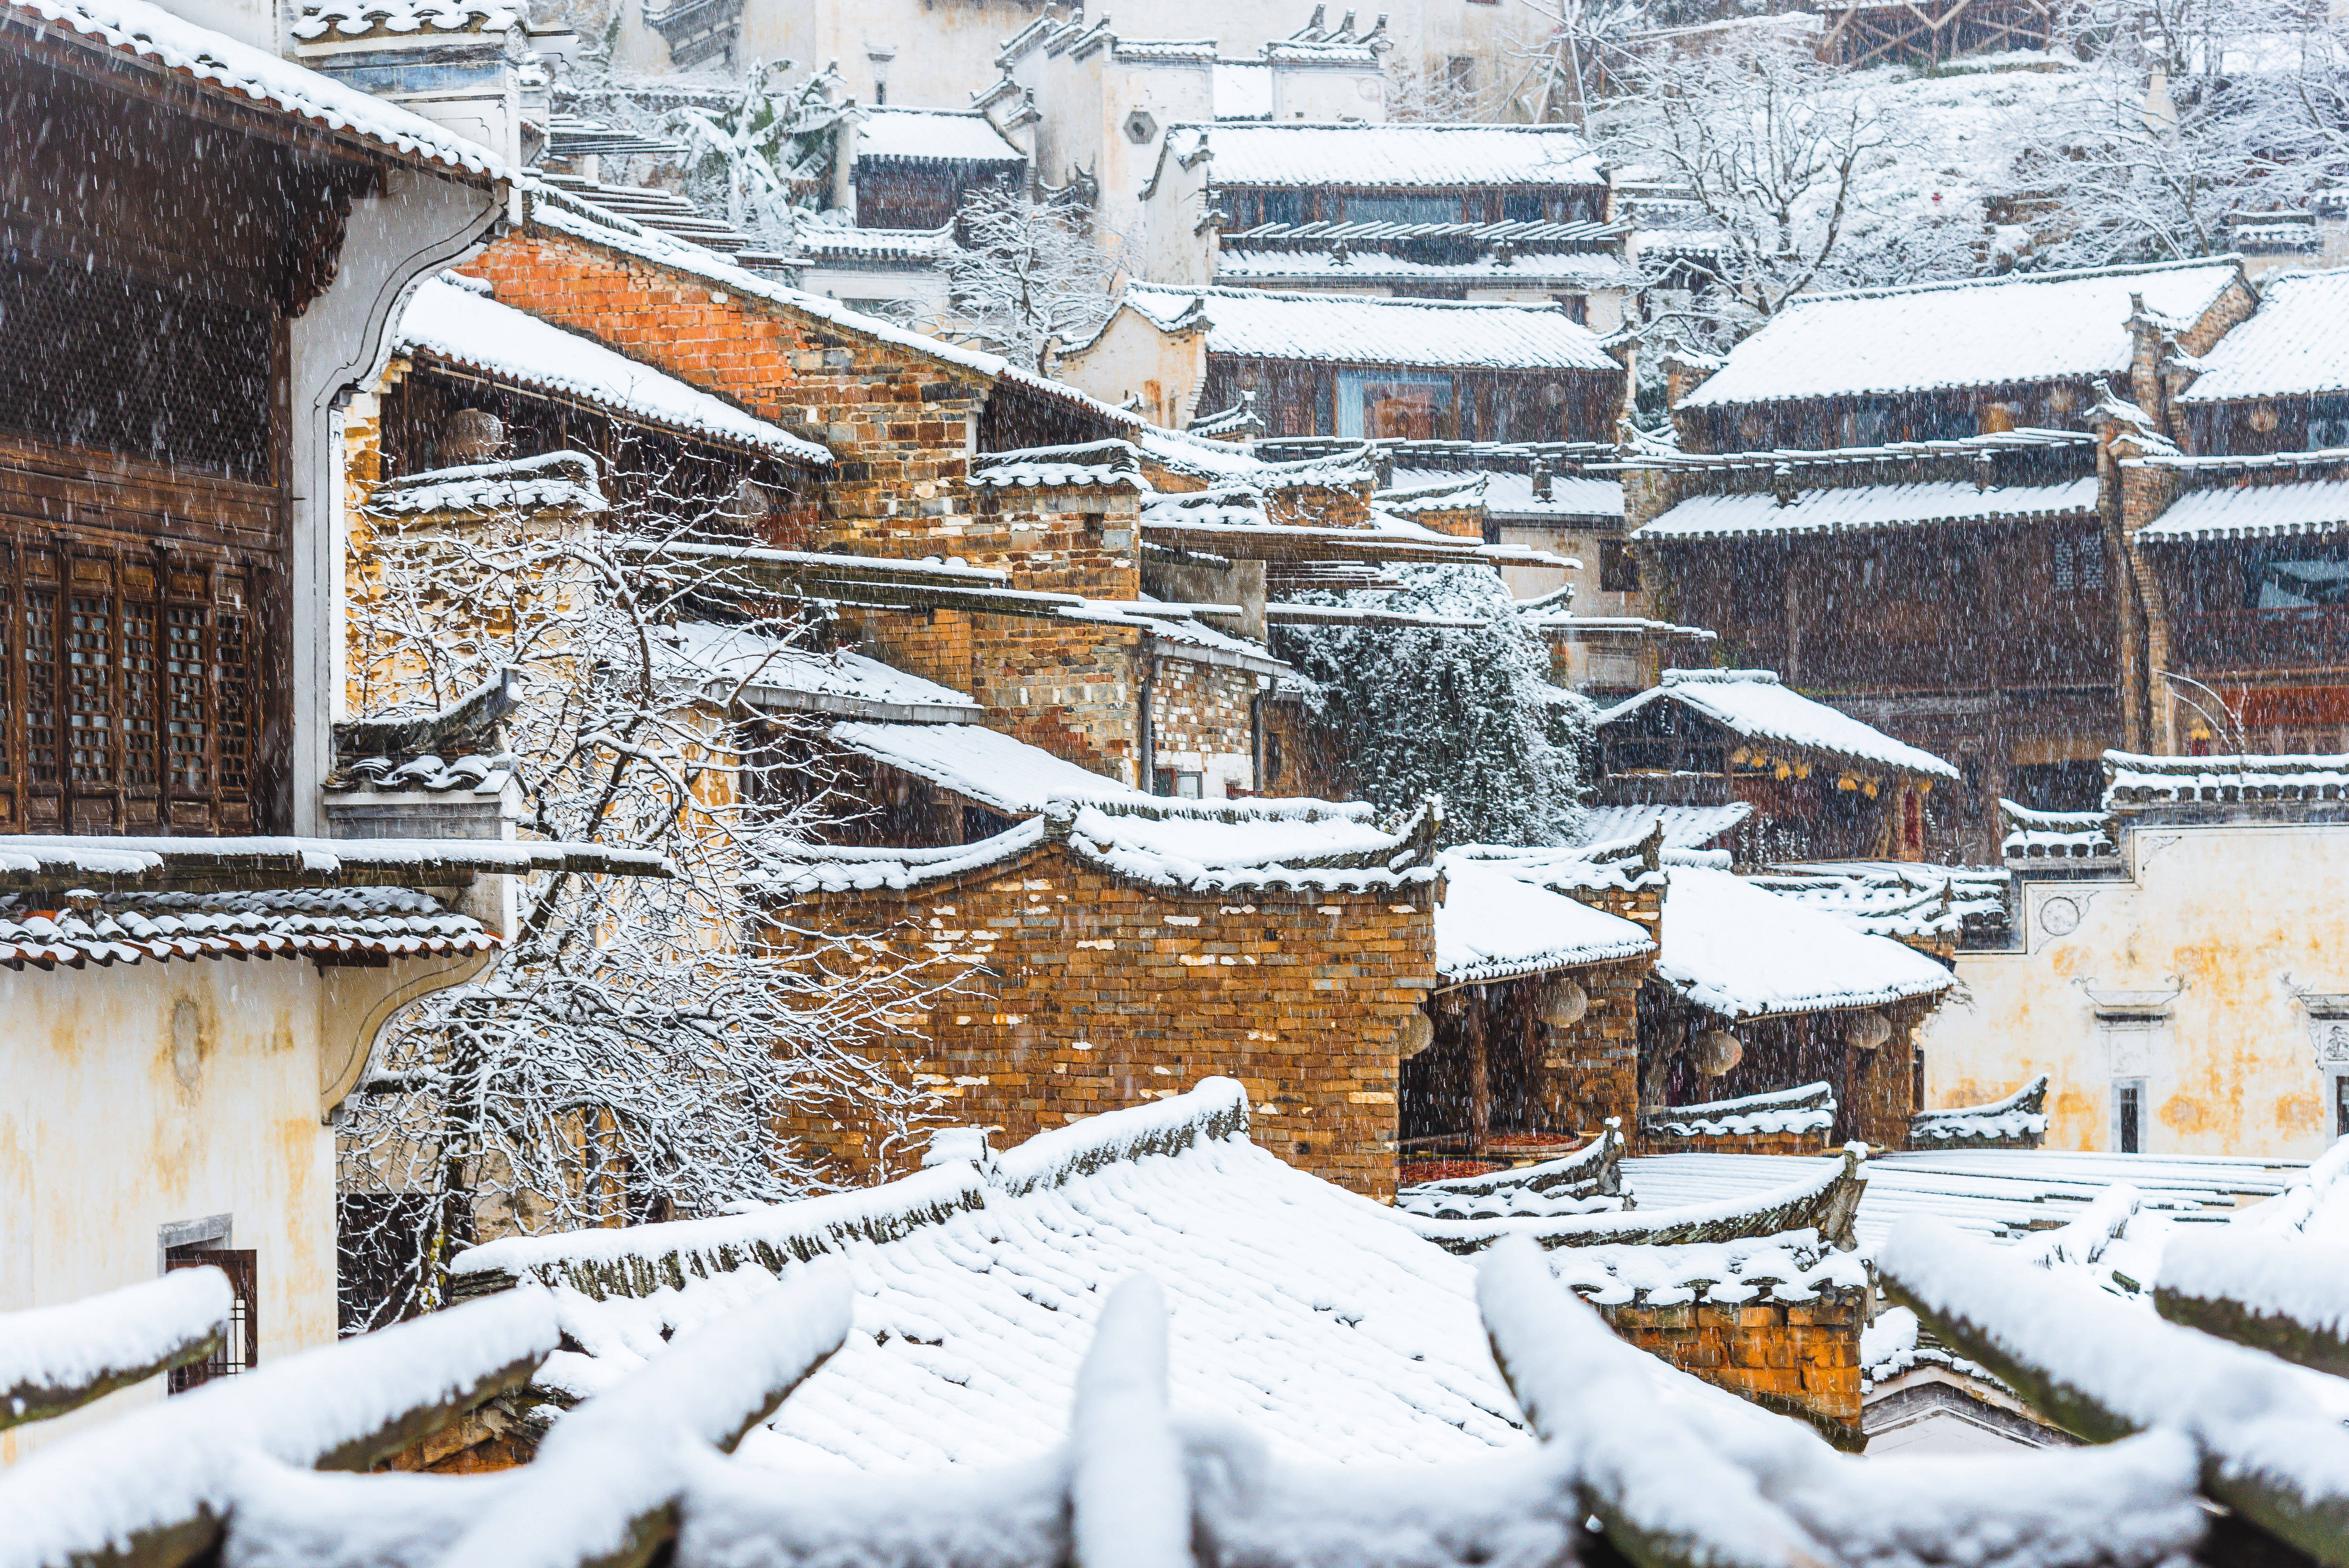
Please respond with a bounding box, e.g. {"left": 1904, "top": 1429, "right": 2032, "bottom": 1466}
{"left": 2155, "top": 1233, "right": 2349, "bottom": 1379}
{"left": 0, "top": 1268, "right": 229, "bottom": 1431}
{"left": 1877, "top": 1217, "right": 2349, "bottom": 1566}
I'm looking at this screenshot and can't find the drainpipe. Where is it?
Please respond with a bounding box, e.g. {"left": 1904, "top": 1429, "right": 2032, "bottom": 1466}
{"left": 1137, "top": 655, "right": 1156, "bottom": 791}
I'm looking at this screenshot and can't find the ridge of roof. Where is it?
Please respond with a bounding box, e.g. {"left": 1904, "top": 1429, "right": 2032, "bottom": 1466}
{"left": 1769, "top": 255, "right": 2246, "bottom": 309}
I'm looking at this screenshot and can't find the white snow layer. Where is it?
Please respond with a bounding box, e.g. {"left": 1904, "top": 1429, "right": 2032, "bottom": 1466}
{"left": 2132, "top": 478, "right": 2349, "bottom": 541}
{"left": 2158, "top": 1232, "right": 2349, "bottom": 1340}
{"left": 0, "top": 1268, "right": 230, "bottom": 1408}
{"left": 1602, "top": 670, "right": 1962, "bottom": 780}
{"left": 2178, "top": 269, "right": 2349, "bottom": 403}
{"left": 398, "top": 278, "right": 829, "bottom": 463}
{"left": 15, "top": 0, "right": 507, "bottom": 176}
{"left": 1579, "top": 803, "right": 1753, "bottom": 850}
{"left": 827, "top": 722, "right": 1148, "bottom": 813}
{"left": 1635, "top": 479, "right": 2099, "bottom": 541}
{"left": 0, "top": 1289, "right": 559, "bottom": 1568}
{"left": 1657, "top": 866, "right": 1955, "bottom": 1019}
{"left": 1431, "top": 860, "right": 1655, "bottom": 984}
{"left": 1679, "top": 259, "right": 2242, "bottom": 408}
{"left": 1178, "top": 123, "right": 1607, "bottom": 188}
{"left": 657, "top": 628, "right": 980, "bottom": 721}
{"left": 1120, "top": 285, "right": 1620, "bottom": 372}
{"left": 853, "top": 107, "right": 1027, "bottom": 164}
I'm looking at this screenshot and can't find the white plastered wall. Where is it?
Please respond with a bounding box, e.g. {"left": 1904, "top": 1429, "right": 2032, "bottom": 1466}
{"left": 1916, "top": 820, "right": 2349, "bottom": 1157}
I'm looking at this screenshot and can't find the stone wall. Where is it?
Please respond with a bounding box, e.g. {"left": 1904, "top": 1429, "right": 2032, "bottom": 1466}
{"left": 1148, "top": 654, "right": 1263, "bottom": 796}
{"left": 1596, "top": 1289, "right": 1865, "bottom": 1442}
{"left": 1536, "top": 954, "right": 1649, "bottom": 1137}
{"left": 777, "top": 840, "right": 1436, "bottom": 1199}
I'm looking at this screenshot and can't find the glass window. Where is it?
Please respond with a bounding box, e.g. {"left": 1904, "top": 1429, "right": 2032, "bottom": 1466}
{"left": 2249, "top": 547, "right": 2349, "bottom": 608}
{"left": 1342, "top": 194, "right": 1462, "bottom": 226}
{"left": 2115, "top": 1079, "right": 2146, "bottom": 1153}
{"left": 1336, "top": 371, "right": 1452, "bottom": 439}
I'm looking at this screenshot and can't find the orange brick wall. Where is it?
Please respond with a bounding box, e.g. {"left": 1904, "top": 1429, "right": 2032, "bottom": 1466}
{"left": 776, "top": 841, "right": 1436, "bottom": 1199}
{"left": 1597, "top": 1290, "right": 1864, "bottom": 1440}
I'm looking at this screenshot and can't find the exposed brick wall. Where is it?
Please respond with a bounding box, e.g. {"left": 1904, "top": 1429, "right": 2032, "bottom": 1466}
{"left": 1538, "top": 954, "right": 1650, "bottom": 1137}
{"left": 775, "top": 841, "right": 1435, "bottom": 1200}
{"left": 961, "top": 485, "right": 1141, "bottom": 598}
{"left": 1642, "top": 1127, "right": 1835, "bottom": 1157}
{"left": 1597, "top": 1290, "right": 1864, "bottom": 1440}
{"left": 1149, "top": 657, "right": 1261, "bottom": 793}
{"left": 1260, "top": 693, "right": 1344, "bottom": 800}
{"left": 1843, "top": 998, "right": 1937, "bottom": 1151}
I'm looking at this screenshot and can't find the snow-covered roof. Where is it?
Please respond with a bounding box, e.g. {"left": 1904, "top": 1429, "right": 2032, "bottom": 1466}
{"left": 1120, "top": 285, "right": 1620, "bottom": 373}
{"left": 2177, "top": 269, "right": 2349, "bottom": 404}
{"left": 827, "top": 722, "right": 1146, "bottom": 813}
{"left": 1433, "top": 859, "right": 1656, "bottom": 985}
{"left": 292, "top": 0, "right": 517, "bottom": 40}
{"left": 968, "top": 440, "right": 1151, "bottom": 490}
{"left": 1644, "top": 1082, "right": 1837, "bottom": 1141}
{"left": 326, "top": 751, "right": 515, "bottom": 795}
{"left": 658, "top": 627, "right": 984, "bottom": 723}
{"left": 1910, "top": 1074, "right": 2051, "bottom": 1147}
{"left": 761, "top": 797, "right": 1428, "bottom": 898}
{"left": 1215, "top": 251, "right": 1640, "bottom": 291}
{"left": 396, "top": 278, "right": 830, "bottom": 464}
{"left": 2103, "top": 749, "right": 2349, "bottom": 807}
{"left": 854, "top": 107, "right": 1027, "bottom": 164}
{"left": 11, "top": 0, "right": 508, "bottom": 177}
{"left": 1600, "top": 670, "right": 1961, "bottom": 780}
{"left": 1171, "top": 123, "right": 1606, "bottom": 188}
{"left": 445, "top": 1081, "right": 1520, "bottom": 1465}
{"left": 1750, "top": 860, "right": 2006, "bottom": 941}
{"left": 2133, "top": 478, "right": 2349, "bottom": 541}
{"left": 1394, "top": 467, "right": 1624, "bottom": 520}
{"left": 1677, "top": 259, "right": 2245, "bottom": 409}
{"left": 1656, "top": 866, "right": 1955, "bottom": 1019}
{"left": 1580, "top": 804, "right": 1752, "bottom": 850}
{"left": 1634, "top": 479, "right": 2099, "bottom": 542}
{"left": 0, "top": 887, "right": 494, "bottom": 970}
{"left": 363, "top": 450, "right": 609, "bottom": 518}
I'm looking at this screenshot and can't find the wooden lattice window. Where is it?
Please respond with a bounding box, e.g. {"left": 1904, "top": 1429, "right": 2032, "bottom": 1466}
{"left": 164, "top": 1247, "right": 258, "bottom": 1391}
{"left": 0, "top": 536, "right": 264, "bottom": 834}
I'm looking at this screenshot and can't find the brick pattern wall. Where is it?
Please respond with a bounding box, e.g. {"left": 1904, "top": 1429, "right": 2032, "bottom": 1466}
{"left": 778, "top": 843, "right": 1435, "bottom": 1199}
{"left": 1597, "top": 1290, "right": 1864, "bottom": 1439}
{"left": 1149, "top": 657, "right": 1260, "bottom": 792}
{"left": 1537, "top": 954, "right": 1647, "bottom": 1137}
{"left": 962, "top": 485, "right": 1141, "bottom": 598}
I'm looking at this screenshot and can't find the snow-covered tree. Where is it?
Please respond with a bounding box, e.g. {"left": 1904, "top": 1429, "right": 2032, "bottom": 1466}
{"left": 1273, "top": 567, "right": 1592, "bottom": 847}
{"left": 336, "top": 453, "right": 936, "bottom": 1330}
{"left": 671, "top": 59, "right": 855, "bottom": 239}
{"left": 941, "top": 187, "right": 1120, "bottom": 374}
{"left": 1596, "top": 27, "right": 1975, "bottom": 348}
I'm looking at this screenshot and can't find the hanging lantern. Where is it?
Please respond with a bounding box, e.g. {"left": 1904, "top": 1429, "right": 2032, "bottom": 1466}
{"left": 1843, "top": 1010, "right": 1893, "bottom": 1051}
{"left": 1399, "top": 1012, "right": 1435, "bottom": 1057}
{"left": 1535, "top": 978, "right": 1589, "bottom": 1029}
{"left": 1692, "top": 1030, "right": 1744, "bottom": 1078}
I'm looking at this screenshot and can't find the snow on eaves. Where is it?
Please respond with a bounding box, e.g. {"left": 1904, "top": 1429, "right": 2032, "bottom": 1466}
{"left": 1635, "top": 479, "right": 2098, "bottom": 542}
{"left": 1434, "top": 859, "right": 1655, "bottom": 986}
{"left": 657, "top": 626, "right": 983, "bottom": 723}
{"left": 1121, "top": 284, "right": 1619, "bottom": 373}
{"left": 1658, "top": 866, "right": 1954, "bottom": 1019}
{"left": 2103, "top": 748, "right": 2349, "bottom": 806}
{"left": 968, "top": 441, "right": 1150, "bottom": 491}
{"left": 397, "top": 278, "right": 829, "bottom": 465}
{"left": 1910, "top": 1074, "right": 2051, "bottom": 1146}
{"left": 10, "top": 0, "right": 508, "bottom": 177}
{"left": 1215, "top": 250, "right": 1640, "bottom": 291}
{"left": 292, "top": 0, "right": 515, "bottom": 39}
{"left": 363, "top": 449, "right": 609, "bottom": 518}
{"left": 1394, "top": 467, "right": 1623, "bottom": 520}
{"left": 0, "top": 887, "right": 495, "bottom": 970}
{"left": 1679, "top": 259, "right": 2244, "bottom": 409}
{"left": 1580, "top": 804, "right": 1752, "bottom": 850}
{"left": 854, "top": 106, "right": 1027, "bottom": 165}
{"left": 2177, "top": 269, "right": 2349, "bottom": 404}
{"left": 0, "top": 1269, "right": 230, "bottom": 1403}
{"left": 1645, "top": 1082, "right": 1838, "bottom": 1142}
{"left": 1601, "top": 670, "right": 1961, "bottom": 780}
{"left": 827, "top": 722, "right": 1148, "bottom": 814}
{"left": 2133, "top": 478, "right": 2349, "bottom": 542}
{"left": 1173, "top": 122, "right": 1606, "bottom": 189}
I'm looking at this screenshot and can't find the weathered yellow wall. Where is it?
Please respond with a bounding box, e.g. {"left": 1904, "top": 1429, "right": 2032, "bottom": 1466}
{"left": 1918, "top": 822, "right": 2349, "bottom": 1157}
{"left": 0, "top": 953, "right": 462, "bottom": 1459}
{"left": 1057, "top": 310, "right": 1208, "bottom": 429}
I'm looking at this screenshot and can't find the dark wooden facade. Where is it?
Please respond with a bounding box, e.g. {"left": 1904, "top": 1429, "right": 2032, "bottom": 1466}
{"left": 1678, "top": 378, "right": 2099, "bottom": 456}
{"left": 0, "top": 26, "right": 400, "bottom": 834}
{"left": 854, "top": 157, "right": 1023, "bottom": 232}
{"left": 1218, "top": 184, "right": 1607, "bottom": 230}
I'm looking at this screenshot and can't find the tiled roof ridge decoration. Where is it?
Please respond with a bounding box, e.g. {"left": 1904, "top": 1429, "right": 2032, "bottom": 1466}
{"left": 2103, "top": 748, "right": 2349, "bottom": 807}
{"left": 1603, "top": 669, "right": 1962, "bottom": 781}
{"left": 2130, "top": 475, "right": 2349, "bottom": 542}
{"left": 292, "top": 0, "right": 520, "bottom": 39}
{"left": 0, "top": 834, "right": 670, "bottom": 893}
{"left": 450, "top": 1076, "right": 1256, "bottom": 1301}
{"left": 1909, "top": 1073, "right": 2051, "bottom": 1147}
{"left": 336, "top": 665, "right": 524, "bottom": 774}
{"left": 2176, "top": 266, "right": 2349, "bottom": 404}
{"left": 1633, "top": 477, "right": 2102, "bottom": 543}
{"left": 2001, "top": 796, "right": 2117, "bottom": 861}
{"left": 1752, "top": 253, "right": 2248, "bottom": 308}
{"left": 362, "top": 450, "right": 611, "bottom": 520}
{"left": 1399, "top": 1121, "right": 1626, "bottom": 1210}
{"left": 1613, "top": 428, "right": 2092, "bottom": 472}
{"left": 1642, "top": 1080, "right": 1838, "bottom": 1142}
{"left": 0, "top": 885, "right": 497, "bottom": 969}
{"left": 967, "top": 440, "right": 1152, "bottom": 490}
{"left": 1408, "top": 1142, "right": 1870, "bottom": 1254}
{"left": 9, "top": 0, "right": 510, "bottom": 177}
